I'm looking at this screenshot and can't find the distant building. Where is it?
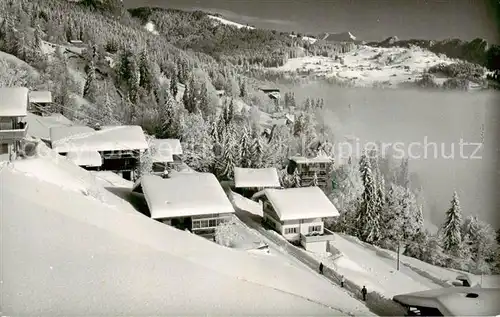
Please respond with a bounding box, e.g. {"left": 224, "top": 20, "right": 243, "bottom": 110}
{"left": 393, "top": 287, "right": 500, "bottom": 316}
{"left": 28, "top": 91, "right": 53, "bottom": 116}
{"left": 68, "top": 40, "right": 84, "bottom": 46}
{"left": 259, "top": 87, "right": 281, "bottom": 107}
{"left": 0, "top": 87, "right": 29, "bottom": 161}
{"left": 233, "top": 167, "right": 281, "bottom": 198}
{"left": 287, "top": 154, "right": 334, "bottom": 189}
{"left": 50, "top": 125, "right": 149, "bottom": 180}
{"left": 132, "top": 173, "right": 235, "bottom": 239}
{"left": 253, "top": 186, "right": 339, "bottom": 253}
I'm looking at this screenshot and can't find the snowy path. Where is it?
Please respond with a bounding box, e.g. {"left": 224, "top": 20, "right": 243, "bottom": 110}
{"left": 328, "top": 234, "right": 442, "bottom": 297}
{"left": 233, "top": 208, "right": 392, "bottom": 316}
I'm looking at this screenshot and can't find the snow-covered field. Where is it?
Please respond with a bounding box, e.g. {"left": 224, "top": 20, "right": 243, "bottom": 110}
{"left": 208, "top": 15, "right": 254, "bottom": 30}
{"left": 272, "top": 45, "right": 461, "bottom": 88}
{"left": 1, "top": 143, "right": 373, "bottom": 316}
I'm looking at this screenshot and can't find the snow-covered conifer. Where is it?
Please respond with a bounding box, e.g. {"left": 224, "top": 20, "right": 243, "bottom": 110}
{"left": 239, "top": 126, "right": 252, "bottom": 168}
{"left": 356, "top": 153, "right": 381, "bottom": 243}
{"left": 442, "top": 191, "right": 463, "bottom": 255}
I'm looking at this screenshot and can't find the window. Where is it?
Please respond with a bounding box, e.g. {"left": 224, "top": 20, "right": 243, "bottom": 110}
{"left": 0, "top": 118, "right": 13, "bottom": 130}
{"left": 209, "top": 219, "right": 217, "bottom": 227}
{"left": 200, "top": 220, "right": 209, "bottom": 228}
{"left": 0, "top": 144, "right": 8, "bottom": 154}
{"left": 309, "top": 225, "right": 322, "bottom": 233}
{"left": 192, "top": 221, "right": 200, "bottom": 229}
{"left": 284, "top": 227, "right": 298, "bottom": 234}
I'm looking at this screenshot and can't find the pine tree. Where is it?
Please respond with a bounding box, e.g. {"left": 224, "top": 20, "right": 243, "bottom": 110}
{"left": 239, "top": 79, "right": 247, "bottom": 98}
{"left": 239, "top": 126, "right": 252, "bottom": 168}
{"left": 33, "top": 23, "right": 43, "bottom": 53}
{"left": 170, "top": 70, "right": 178, "bottom": 99}
{"left": 179, "top": 112, "right": 214, "bottom": 172}
{"left": 380, "top": 183, "right": 403, "bottom": 244}
{"left": 223, "top": 98, "right": 235, "bottom": 125}
{"left": 398, "top": 157, "right": 411, "bottom": 189}
{"left": 442, "top": 191, "right": 463, "bottom": 255}
{"left": 182, "top": 83, "right": 191, "bottom": 111}
{"left": 93, "top": 82, "right": 116, "bottom": 126}
{"left": 199, "top": 82, "right": 210, "bottom": 118}
{"left": 83, "top": 61, "right": 98, "bottom": 103}
{"left": 216, "top": 130, "right": 237, "bottom": 180}
{"left": 138, "top": 49, "right": 153, "bottom": 92}
{"left": 183, "top": 77, "right": 198, "bottom": 113}
{"left": 128, "top": 57, "right": 140, "bottom": 103}
{"left": 293, "top": 168, "right": 302, "bottom": 188}
{"left": 14, "top": 30, "right": 27, "bottom": 61}
{"left": 356, "top": 153, "right": 381, "bottom": 243}
{"left": 250, "top": 135, "right": 264, "bottom": 168}
{"left": 158, "top": 91, "right": 179, "bottom": 139}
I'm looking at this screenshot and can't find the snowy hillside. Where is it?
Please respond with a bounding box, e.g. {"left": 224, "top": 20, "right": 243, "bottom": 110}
{"left": 290, "top": 34, "right": 318, "bottom": 44}
{"left": 272, "top": 45, "right": 464, "bottom": 88}
{"left": 208, "top": 15, "right": 255, "bottom": 30}
{"left": 1, "top": 143, "right": 374, "bottom": 316}
{"left": 319, "top": 31, "right": 357, "bottom": 42}
{"left": 320, "top": 234, "right": 499, "bottom": 298}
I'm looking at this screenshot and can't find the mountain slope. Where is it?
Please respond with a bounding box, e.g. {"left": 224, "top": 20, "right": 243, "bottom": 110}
{"left": 319, "top": 31, "right": 357, "bottom": 42}
{"left": 271, "top": 44, "right": 479, "bottom": 88}
{"left": 369, "top": 37, "right": 499, "bottom": 73}
{"left": 0, "top": 143, "right": 374, "bottom": 316}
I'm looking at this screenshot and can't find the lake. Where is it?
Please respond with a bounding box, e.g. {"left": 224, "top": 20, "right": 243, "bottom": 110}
{"left": 292, "top": 82, "right": 500, "bottom": 230}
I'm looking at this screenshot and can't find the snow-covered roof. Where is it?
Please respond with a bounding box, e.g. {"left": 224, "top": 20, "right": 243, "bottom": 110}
{"left": 234, "top": 167, "right": 281, "bottom": 188}
{"left": 290, "top": 155, "right": 334, "bottom": 164}
{"left": 151, "top": 138, "right": 182, "bottom": 159}
{"left": 393, "top": 287, "right": 500, "bottom": 316}
{"left": 263, "top": 187, "right": 340, "bottom": 221}
{"left": 50, "top": 125, "right": 95, "bottom": 144}
{"left": 66, "top": 150, "right": 102, "bottom": 167}
{"left": 0, "top": 165, "right": 361, "bottom": 316}
{"left": 26, "top": 113, "right": 73, "bottom": 141}
{"left": 139, "top": 173, "right": 234, "bottom": 219}
{"left": 0, "top": 87, "right": 29, "bottom": 117}
{"left": 28, "top": 90, "right": 53, "bottom": 103}
{"left": 51, "top": 125, "right": 148, "bottom": 153}
{"left": 268, "top": 91, "right": 281, "bottom": 100}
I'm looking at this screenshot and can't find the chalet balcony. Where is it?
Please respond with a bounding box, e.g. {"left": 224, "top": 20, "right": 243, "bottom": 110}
{"left": 300, "top": 228, "right": 336, "bottom": 244}
{"left": 0, "top": 123, "right": 28, "bottom": 143}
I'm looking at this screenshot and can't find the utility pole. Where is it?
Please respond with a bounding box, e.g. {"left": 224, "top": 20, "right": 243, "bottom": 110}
{"left": 397, "top": 243, "right": 401, "bottom": 271}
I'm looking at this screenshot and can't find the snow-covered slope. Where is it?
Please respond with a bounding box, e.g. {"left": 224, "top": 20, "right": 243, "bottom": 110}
{"left": 317, "top": 233, "right": 500, "bottom": 300}
{"left": 0, "top": 143, "right": 373, "bottom": 316}
{"left": 290, "top": 34, "right": 318, "bottom": 44}
{"left": 272, "top": 45, "right": 463, "bottom": 88}
{"left": 320, "top": 31, "right": 357, "bottom": 42}
{"left": 208, "top": 15, "right": 254, "bottom": 30}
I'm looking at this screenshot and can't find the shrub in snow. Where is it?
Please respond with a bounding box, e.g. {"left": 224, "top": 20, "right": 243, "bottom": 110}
{"left": 215, "top": 218, "right": 243, "bottom": 248}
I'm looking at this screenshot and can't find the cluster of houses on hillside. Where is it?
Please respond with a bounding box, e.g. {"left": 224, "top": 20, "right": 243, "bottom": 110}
{"left": 0, "top": 86, "right": 338, "bottom": 252}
